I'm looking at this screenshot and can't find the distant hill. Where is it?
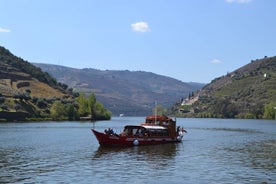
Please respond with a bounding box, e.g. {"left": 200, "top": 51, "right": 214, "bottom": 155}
{"left": 34, "top": 63, "right": 204, "bottom": 116}
{"left": 173, "top": 56, "right": 276, "bottom": 119}
{"left": 0, "top": 46, "right": 110, "bottom": 121}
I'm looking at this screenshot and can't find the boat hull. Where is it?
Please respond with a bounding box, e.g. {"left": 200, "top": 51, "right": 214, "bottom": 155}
{"left": 92, "top": 129, "right": 181, "bottom": 146}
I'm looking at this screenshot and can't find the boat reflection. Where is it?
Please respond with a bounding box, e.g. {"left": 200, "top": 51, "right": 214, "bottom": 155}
{"left": 92, "top": 143, "right": 181, "bottom": 166}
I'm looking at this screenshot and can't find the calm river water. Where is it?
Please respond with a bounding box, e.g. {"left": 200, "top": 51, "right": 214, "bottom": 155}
{"left": 0, "top": 117, "right": 275, "bottom": 184}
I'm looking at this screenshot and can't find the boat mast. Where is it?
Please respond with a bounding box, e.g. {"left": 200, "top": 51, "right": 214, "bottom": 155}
{"left": 155, "top": 101, "right": 157, "bottom": 124}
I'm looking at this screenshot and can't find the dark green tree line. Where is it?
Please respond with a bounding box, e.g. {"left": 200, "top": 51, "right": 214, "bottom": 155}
{"left": 49, "top": 92, "right": 111, "bottom": 121}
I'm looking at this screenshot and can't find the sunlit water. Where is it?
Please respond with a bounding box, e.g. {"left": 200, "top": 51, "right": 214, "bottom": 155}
{"left": 0, "top": 117, "right": 275, "bottom": 184}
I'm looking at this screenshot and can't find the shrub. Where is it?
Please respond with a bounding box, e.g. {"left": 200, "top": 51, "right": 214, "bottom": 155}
{"left": 1, "top": 105, "right": 9, "bottom": 111}
{"left": 0, "top": 97, "right": 5, "bottom": 103}
{"left": 36, "top": 98, "right": 48, "bottom": 108}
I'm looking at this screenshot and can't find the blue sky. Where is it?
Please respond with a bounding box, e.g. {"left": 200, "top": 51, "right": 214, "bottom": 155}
{"left": 0, "top": 0, "right": 275, "bottom": 83}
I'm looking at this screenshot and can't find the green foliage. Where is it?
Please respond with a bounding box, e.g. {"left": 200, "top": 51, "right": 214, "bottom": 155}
{"left": 0, "top": 104, "right": 9, "bottom": 111}
{"left": 94, "top": 102, "right": 112, "bottom": 120}
{"left": 152, "top": 104, "right": 168, "bottom": 116}
{"left": 50, "top": 101, "right": 66, "bottom": 120}
{"left": 76, "top": 92, "right": 111, "bottom": 120}
{"left": 48, "top": 100, "right": 80, "bottom": 121}
{"left": 173, "top": 56, "right": 276, "bottom": 119}
{"left": 36, "top": 98, "right": 48, "bottom": 108}
{"left": 236, "top": 113, "right": 256, "bottom": 119}
{"left": 263, "top": 102, "right": 276, "bottom": 119}
{"left": 87, "top": 93, "right": 96, "bottom": 119}
{"left": 211, "top": 98, "right": 238, "bottom": 118}
{"left": 0, "top": 96, "right": 5, "bottom": 103}
{"left": 66, "top": 104, "right": 79, "bottom": 121}
{"left": 76, "top": 93, "right": 89, "bottom": 116}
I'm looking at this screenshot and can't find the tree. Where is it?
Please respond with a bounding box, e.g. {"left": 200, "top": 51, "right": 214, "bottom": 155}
{"left": 1, "top": 105, "right": 9, "bottom": 111}
{"left": 211, "top": 98, "right": 238, "bottom": 118}
{"left": 50, "top": 101, "right": 66, "bottom": 120}
{"left": 67, "top": 104, "right": 79, "bottom": 121}
{"left": 75, "top": 92, "right": 111, "bottom": 120}
{"left": 263, "top": 102, "right": 276, "bottom": 119}
{"left": 87, "top": 93, "right": 96, "bottom": 119}
{"left": 152, "top": 104, "right": 167, "bottom": 116}
{"left": 14, "top": 104, "right": 21, "bottom": 111}
{"left": 94, "top": 102, "right": 111, "bottom": 120}
{"left": 0, "top": 96, "right": 5, "bottom": 104}
{"left": 76, "top": 93, "right": 89, "bottom": 116}
{"left": 36, "top": 98, "right": 48, "bottom": 108}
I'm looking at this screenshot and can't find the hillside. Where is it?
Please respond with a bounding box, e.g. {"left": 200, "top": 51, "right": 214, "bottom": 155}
{"left": 0, "top": 61, "right": 65, "bottom": 99}
{"left": 0, "top": 46, "right": 110, "bottom": 121}
{"left": 34, "top": 63, "right": 204, "bottom": 116}
{"left": 173, "top": 56, "right": 276, "bottom": 119}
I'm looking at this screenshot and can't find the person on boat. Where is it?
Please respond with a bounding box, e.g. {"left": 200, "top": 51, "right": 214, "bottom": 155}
{"left": 120, "top": 127, "right": 131, "bottom": 136}
{"left": 104, "top": 128, "right": 114, "bottom": 135}
{"left": 177, "top": 126, "right": 187, "bottom": 134}
{"left": 177, "top": 126, "right": 181, "bottom": 134}
{"left": 182, "top": 127, "right": 187, "bottom": 133}
{"left": 141, "top": 129, "right": 148, "bottom": 136}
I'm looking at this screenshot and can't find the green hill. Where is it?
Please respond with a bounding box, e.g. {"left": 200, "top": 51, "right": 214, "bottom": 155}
{"left": 0, "top": 46, "right": 110, "bottom": 121}
{"left": 172, "top": 56, "right": 276, "bottom": 119}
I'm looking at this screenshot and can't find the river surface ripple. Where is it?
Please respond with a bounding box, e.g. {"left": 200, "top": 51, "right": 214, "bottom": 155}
{"left": 0, "top": 117, "right": 275, "bottom": 184}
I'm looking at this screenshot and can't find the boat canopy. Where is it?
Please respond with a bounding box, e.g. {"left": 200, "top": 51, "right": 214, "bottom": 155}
{"left": 142, "top": 125, "right": 166, "bottom": 130}
{"left": 124, "top": 125, "right": 167, "bottom": 130}
{"left": 145, "top": 115, "right": 175, "bottom": 126}
{"left": 122, "top": 124, "right": 168, "bottom": 136}
{"left": 144, "top": 115, "right": 177, "bottom": 136}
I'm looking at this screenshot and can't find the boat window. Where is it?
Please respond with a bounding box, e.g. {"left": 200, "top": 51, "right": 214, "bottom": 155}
{"left": 123, "top": 126, "right": 146, "bottom": 136}
{"left": 134, "top": 128, "right": 147, "bottom": 136}
{"left": 148, "top": 129, "right": 169, "bottom": 136}
{"left": 133, "top": 128, "right": 139, "bottom": 135}
{"left": 123, "top": 127, "right": 132, "bottom": 135}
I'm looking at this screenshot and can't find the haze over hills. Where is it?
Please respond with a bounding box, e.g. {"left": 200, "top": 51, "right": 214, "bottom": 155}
{"left": 34, "top": 63, "right": 204, "bottom": 116}
{"left": 173, "top": 56, "right": 276, "bottom": 119}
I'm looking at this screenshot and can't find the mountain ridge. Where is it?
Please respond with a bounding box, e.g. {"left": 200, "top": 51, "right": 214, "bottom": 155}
{"left": 34, "top": 63, "right": 204, "bottom": 116}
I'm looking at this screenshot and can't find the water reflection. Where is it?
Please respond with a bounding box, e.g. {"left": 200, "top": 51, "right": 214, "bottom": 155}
{"left": 93, "top": 143, "right": 178, "bottom": 160}
{"left": 92, "top": 143, "right": 179, "bottom": 168}
{"left": 90, "top": 143, "right": 181, "bottom": 183}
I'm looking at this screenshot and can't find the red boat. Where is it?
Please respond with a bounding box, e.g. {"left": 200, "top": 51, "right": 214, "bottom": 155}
{"left": 91, "top": 115, "right": 186, "bottom": 146}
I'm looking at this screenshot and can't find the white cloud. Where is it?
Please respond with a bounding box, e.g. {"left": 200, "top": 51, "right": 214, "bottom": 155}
{"left": 211, "top": 59, "right": 222, "bottom": 64}
{"left": 226, "top": 0, "right": 252, "bottom": 3}
{"left": 131, "top": 21, "right": 150, "bottom": 32}
{"left": 0, "top": 27, "right": 11, "bottom": 33}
